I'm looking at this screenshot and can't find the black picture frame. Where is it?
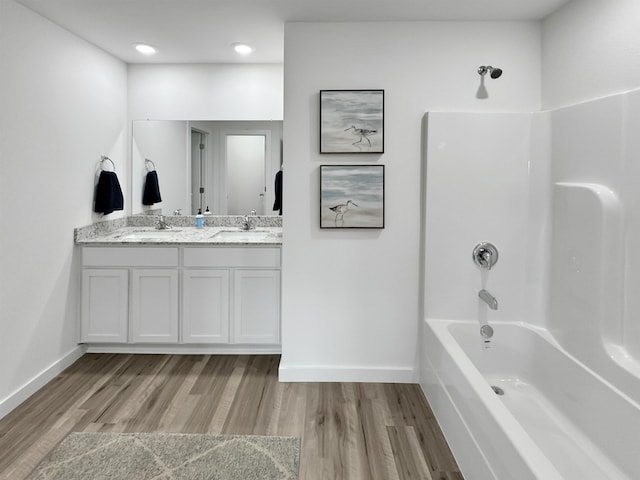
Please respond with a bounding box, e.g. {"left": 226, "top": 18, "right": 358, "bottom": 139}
{"left": 320, "top": 90, "right": 384, "bottom": 154}
{"left": 320, "top": 164, "right": 385, "bottom": 229}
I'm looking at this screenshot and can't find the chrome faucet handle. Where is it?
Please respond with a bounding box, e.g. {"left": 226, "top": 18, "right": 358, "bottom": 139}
{"left": 480, "top": 249, "right": 492, "bottom": 268}
{"left": 473, "top": 242, "right": 499, "bottom": 270}
{"left": 173, "top": 209, "right": 182, "bottom": 216}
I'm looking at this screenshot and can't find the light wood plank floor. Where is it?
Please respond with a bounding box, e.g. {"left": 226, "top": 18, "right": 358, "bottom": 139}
{"left": 0, "top": 354, "right": 463, "bottom": 480}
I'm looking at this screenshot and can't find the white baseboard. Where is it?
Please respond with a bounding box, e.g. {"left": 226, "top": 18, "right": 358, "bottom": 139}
{"left": 85, "top": 344, "right": 281, "bottom": 355}
{"left": 278, "top": 364, "right": 417, "bottom": 383}
{"left": 0, "top": 345, "right": 86, "bottom": 421}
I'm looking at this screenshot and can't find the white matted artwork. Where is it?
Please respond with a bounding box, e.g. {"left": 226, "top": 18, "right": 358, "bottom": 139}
{"left": 320, "top": 90, "right": 384, "bottom": 154}
{"left": 320, "top": 165, "right": 385, "bottom": 229}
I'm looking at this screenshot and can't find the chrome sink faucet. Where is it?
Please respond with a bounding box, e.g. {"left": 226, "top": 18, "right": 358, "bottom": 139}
{"left": 242, "top": 210, "right": 257, "bottom": 230}
{"left": 155, "top": 215, "right": 171, "bottom": 230}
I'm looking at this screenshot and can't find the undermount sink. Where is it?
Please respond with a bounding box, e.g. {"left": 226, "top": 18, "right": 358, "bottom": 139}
{"left": 119, "top": 229, "right": 181, "bottom": 240}
{"left": 211, "top": 229, "right": 272, "bottom": 241}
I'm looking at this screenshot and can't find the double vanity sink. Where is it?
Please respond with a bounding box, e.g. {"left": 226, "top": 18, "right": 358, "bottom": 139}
{"left": 76, "top": 223, "right": 282, "bottom": 353}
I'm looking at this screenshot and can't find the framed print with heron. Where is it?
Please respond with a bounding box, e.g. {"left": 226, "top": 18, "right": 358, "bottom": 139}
{"left": 320, "top": 165, "right": 385, "bottom": 229}
{"left": 320, "top": 90, "right": 384, "bottom": 153}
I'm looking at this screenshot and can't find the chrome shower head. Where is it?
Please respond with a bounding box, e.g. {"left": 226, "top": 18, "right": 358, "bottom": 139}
{"left": 478, "top": 65, "right": 503, "bottom": 79}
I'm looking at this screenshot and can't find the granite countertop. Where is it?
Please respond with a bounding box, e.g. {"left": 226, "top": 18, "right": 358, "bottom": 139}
{"left": 76, "top": 226, "right": 282, "bottom": 246}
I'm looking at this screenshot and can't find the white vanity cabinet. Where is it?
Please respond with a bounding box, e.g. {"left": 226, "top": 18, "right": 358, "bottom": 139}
{"left": 80, "top": 244, "right": 281, "bottom": 351}
{"left": 81, "top": 247, "right": 179, "bottom": 344}
{"left": 183, "top": 247, "right": 281, "bottom": 346}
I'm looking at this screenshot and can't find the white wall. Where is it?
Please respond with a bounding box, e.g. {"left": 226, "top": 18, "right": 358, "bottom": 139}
{"left": 280, "top": 21, "right": 542, "bottom": 382}
{"left": 542, "top": 0, "right": 640, "bottom": 109}
{"left": 0, "top": 0, "right": 127, "bottom": 416}
{"left": 127, "top": 64, "right": 283, "bottom": 121}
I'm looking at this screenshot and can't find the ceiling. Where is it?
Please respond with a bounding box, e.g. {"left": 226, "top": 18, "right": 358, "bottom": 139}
{"left": 15, "top": 0, "right": 571, "bottom": 64}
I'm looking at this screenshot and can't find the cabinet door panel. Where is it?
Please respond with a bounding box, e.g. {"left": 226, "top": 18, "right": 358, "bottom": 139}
{"left": 182, "top": 270, "right": 230, "bottom": 343}
{"left": 131, "top": 269, "right": 179, "bottom": 343}
{"left": 233, "top": 269, "right": 280, "bottom": 344}
{"left": 81, "top": 269, "right": 128, "bottom": 343}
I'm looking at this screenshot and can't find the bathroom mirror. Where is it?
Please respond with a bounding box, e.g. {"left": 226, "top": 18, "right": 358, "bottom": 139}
{"left": 131, "top": 120, "right": 283, "bottom": 216}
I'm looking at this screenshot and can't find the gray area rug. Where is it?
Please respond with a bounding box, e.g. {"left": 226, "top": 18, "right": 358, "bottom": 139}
{"left": 27, "top": 432, "right": 300, "bottom": 480}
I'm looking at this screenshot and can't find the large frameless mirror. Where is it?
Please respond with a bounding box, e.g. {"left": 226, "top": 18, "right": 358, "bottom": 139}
{"left": 131, "top": 120, "right": 283, "bottom": 216}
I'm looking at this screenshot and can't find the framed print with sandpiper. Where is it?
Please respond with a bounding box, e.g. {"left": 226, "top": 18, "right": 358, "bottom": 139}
{"left": 320, "top": 165, "right": 385, "bottom": 229}
{"left": 320, "top": 90, "right": 384, "bottom": 154}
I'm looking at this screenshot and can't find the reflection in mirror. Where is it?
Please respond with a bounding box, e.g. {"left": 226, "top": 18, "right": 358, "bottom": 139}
{"left": 227, "top": 134, "right": 266, "bottom": 214}
{"left": 132, "top": 120, "right": 283, "bottom": 216}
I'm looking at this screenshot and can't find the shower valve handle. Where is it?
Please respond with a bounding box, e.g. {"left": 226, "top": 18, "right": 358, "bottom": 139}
{"left": 473, "top": 242, "right": 499, "bottom": 270}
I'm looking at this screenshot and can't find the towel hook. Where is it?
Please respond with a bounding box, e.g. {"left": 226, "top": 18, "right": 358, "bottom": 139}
{"left": 100, "top": 155, "right": 116, "bottom": 171}
{"left": 145, "top": 158, "right": 156, "bottom": 171}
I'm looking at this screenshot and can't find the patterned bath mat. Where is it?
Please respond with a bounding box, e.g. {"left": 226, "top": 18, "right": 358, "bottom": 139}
{"left": 27, "top": 432, "right": 300, "bottom": 480}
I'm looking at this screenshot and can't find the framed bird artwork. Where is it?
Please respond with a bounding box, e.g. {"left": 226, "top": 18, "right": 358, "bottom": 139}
{"left": 319, "top": 90, "right": 384, "bottom": 154}
{"left": 320, "top": 165, "right": 385, "bottom": 228}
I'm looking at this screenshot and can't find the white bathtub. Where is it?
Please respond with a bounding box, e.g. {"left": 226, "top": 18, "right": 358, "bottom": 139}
{"left": 422, "top": 319, "right": 640, "bottom": 480}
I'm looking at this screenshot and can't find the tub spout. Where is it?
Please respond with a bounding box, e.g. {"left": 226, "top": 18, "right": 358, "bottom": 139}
{"left": 479, "top": 289, "right": 498, "bottom": 310}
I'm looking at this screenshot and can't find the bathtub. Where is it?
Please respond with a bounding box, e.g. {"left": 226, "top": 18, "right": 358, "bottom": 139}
{"left": 422, "top": 319, "right": 640, "bottom": 480}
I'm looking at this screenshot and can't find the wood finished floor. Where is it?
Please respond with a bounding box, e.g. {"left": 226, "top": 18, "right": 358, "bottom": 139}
{"left": 0, "top": 354, "right": 462, "bottom": 480}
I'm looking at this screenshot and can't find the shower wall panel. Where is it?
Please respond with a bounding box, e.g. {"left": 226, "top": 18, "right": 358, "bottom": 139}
{"left": 424, "top": 112, "right": 548, "bottom": 325}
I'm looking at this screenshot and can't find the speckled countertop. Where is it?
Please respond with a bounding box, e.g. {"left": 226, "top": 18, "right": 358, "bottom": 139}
{"left": 77, "top": 226, "right": 282, "bottom": 245}
{"left": 75, "top": 215, "right": 282, "bottom": 246}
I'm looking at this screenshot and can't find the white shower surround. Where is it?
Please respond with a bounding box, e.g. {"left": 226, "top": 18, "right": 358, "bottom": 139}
{"left": 422, "top": 90, "right": 640, "bottom": 478}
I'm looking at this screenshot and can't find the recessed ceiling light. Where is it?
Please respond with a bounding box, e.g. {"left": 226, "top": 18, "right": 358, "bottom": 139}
{"left": 134, "top": 43, "right": 157, "bottom": 55}
{"left": 232, "top": 43, "right": 253, "bottom": 55}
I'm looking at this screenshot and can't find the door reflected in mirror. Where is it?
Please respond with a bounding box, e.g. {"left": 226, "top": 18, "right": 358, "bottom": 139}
{"left": 131, "top": 120, "right": 283, "bottom": 216}
{"left": 227, "top": 134, "right": 267, "bottom": 215}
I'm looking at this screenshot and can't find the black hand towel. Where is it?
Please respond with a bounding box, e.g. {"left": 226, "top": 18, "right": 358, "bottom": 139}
{"left": 94, "top": 170, "right": 124, "bottom": 215}
{"left": 272, "top": 170, "right": 282, "bottom": 215}
{"left": 142, "top": 170, "right": 162, "bottom": 205}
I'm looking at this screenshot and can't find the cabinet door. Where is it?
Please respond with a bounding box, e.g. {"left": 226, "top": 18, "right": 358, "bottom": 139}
{"left": 131, "top": 269, "right": 179, "bottom": 343}
{"left": 81, "top": 269, "right": 128, "bottom": 343}
{"left": 233, "top": 269, "right": 280, "bottom": 344}
{"left": 182, "top": 269, "right": 230, "bottom": 343}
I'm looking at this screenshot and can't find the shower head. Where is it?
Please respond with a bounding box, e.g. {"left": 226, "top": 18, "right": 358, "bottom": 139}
{"left": 478, "top": 65, "right": 503, "bottom": 79}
